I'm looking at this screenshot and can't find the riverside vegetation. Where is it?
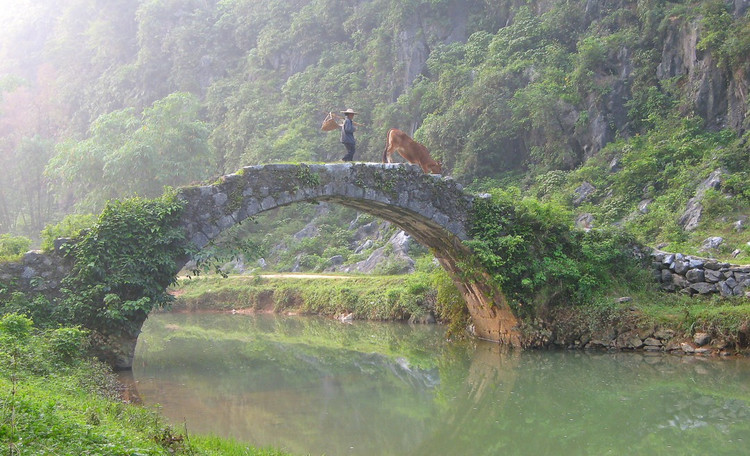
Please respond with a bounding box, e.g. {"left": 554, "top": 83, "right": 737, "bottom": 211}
{"left": 1, "top": 0, "right": 750, "bottom": 454}
{"left": 0, "top": 313, "right": 291, "bottom": 455}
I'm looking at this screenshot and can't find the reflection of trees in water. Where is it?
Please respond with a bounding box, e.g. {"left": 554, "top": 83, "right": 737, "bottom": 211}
{"left": 133, "top": 313, "right": 449, "bottom": 455}
{"left": 133, "top": 314, "right": 750, "bottom": 455}
{"left": 422, "top": 348, "right": 750, "bottom": 456}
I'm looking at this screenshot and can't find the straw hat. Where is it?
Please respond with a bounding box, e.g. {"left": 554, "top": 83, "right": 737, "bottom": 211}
{"left": 341, "top": 108, "right": 358, "bottom": 115}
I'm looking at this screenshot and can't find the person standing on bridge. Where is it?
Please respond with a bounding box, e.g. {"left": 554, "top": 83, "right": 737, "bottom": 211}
{"left": 334, "top": 108, "right": 359, "bottom": 162}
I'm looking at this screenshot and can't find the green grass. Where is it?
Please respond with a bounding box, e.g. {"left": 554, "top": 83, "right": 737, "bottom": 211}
{"left": 171, "top": 271, "right": 749, "bottom": 349}
{"left": 0, "top": 370, "right": 295, "bottom": 455}
{"left": 171, "top": 273, "right": 436, "bottom": 321}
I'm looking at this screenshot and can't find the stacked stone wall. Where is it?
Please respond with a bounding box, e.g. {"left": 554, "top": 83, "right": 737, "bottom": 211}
{"left": 651, "top": 250, "right": 750, "bottom": 297}
{"left": 0, "top": 247, "right": 72, "bottom": 302}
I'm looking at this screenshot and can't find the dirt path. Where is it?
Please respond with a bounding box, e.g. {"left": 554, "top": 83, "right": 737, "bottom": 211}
{"left": 177, "top": 273, "right": 357, "bottom": 280}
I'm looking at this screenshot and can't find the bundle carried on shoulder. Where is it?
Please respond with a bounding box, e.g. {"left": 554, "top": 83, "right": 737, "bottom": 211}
{"left": 321, "top": 112, "right": 340, "bottom": 131}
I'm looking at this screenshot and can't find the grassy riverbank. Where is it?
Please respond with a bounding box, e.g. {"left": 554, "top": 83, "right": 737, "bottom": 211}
{"left": 0, "top": 313, "right": 291, "bottom": 455}
{"left": 170, "top": 272, "right": 750, "bottom": 352}
{"left": 170, "top": 272, "right": 443, "bottom": 322}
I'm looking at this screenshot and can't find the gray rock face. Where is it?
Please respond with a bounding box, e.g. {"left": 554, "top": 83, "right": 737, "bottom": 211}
{"left": 690, "top": 282, "right": 717, "bottom": 294}
{"left": 575, "top": 213, "right": 594, "bottom": 230}
{"left": 735, "top": 0, "right": 750, "bottom": 18}
{"left": 355, "top": 239, "right": 374, "bottom": 254}
{"left": 573, "top": 182, "right": 596, "bottom": 206}
{"left": 699, "top": 236, "right": 724, "bottom": 252}
{"left": 686, "top": 269, "right": 705, "bottom": 283}
{"left": 328, "top": 255, "right": 345, "bottom": 267}
{"left": 693, "top": 332, "right": 711, "bottom": 346}
{"left": 340, "top": 230, "right": 416, "bottom": 274}
{"left": 678, "top": 170, "right": 723, "bottom": 231}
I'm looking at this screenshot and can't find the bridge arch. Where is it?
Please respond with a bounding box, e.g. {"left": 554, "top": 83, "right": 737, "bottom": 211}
{"left": 177, "top": 164, "right": 519, "bottom": 332}
{"left": 117, "top": 164, "right": 520, "bottom": 368}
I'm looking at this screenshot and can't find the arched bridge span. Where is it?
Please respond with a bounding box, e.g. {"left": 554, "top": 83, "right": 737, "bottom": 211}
{"left": 175, "top": 163, "right": 519, "bottom": 344}
{"left": 109, "top": 164, "right": 521, "bottom": 368}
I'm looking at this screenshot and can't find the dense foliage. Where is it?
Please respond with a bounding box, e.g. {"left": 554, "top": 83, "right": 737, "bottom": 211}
{"left": 0, "top": 192, "right": 186, "bottom": 350}
{"left": 58, "top": 192, "right": 186, "bottom": 334}
{"left": 467, "top": 189, "right": 644, "bottom": 315}
{"left": 0, "top": 234, "right": 31, "bottom": 262}
{"left": 0, "top": 0, "right": 747, "bottom": 261}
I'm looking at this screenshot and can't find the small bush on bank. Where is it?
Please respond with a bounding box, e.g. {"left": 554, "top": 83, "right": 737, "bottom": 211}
{"left": 40, "top": 213, "right": 97, "bottom": 252}
{"left": 0, "top": 234, "right": 32, "bottom": 263}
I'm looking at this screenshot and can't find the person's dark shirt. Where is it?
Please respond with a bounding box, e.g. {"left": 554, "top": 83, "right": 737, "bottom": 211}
{"left": 341, "top": 117, "right": 356, "bottom": 144}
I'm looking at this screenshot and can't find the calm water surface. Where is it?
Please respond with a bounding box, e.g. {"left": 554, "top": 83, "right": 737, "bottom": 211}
{"left": 128, "top": 313, "right": 750, "bottom": 455}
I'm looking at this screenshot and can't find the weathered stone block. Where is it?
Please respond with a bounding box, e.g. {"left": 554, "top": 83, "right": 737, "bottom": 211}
{"left": 681, "top": 342, "right": 695, "bottom": 353}
{"left": 686, "top": 269, "right": 705, "bottom": 283}
{"left": 672, "top": 274, "right": 690, "bottom": 288}
{"left": 217, "top": 215, "right": 235, "bottom": 230}
{"left": 654, "top": 329, "right": 675, "bottom": 340}
{"left": 213, "top": 192, "right": 228, "bottom": 206}
{"left": 718, "top": 281, "right": 734, "bottom": 297}
{"left": 704, "top": 269, "right": 722, "bottom": 283}
{"left": 190, "top": 232, "right": 209, "bottom": 249}
{"left": 690, "top": 282, "right": 716, "bottom": 294}
{"left": 260, "top": 196, "right": 276, "bottom": 210}
{"left": 21, "top": 267, "right": 36, "bottom": 279}
{"left": 643, "top": 337, "right": 662, "bottom": 347}
{"left": 661, "top": 269, "right": 673, "bottom": 283}
{"left": 673, "top": 260, "right": 689, "bottom": 274}
{"left": 693, "top": 332, "right": 711, "bottom": 346}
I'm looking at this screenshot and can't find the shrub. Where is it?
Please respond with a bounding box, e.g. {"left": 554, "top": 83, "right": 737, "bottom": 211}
{"left": 40, "top": 213, "right": 97, "bottom": 252}
{"left": 48, "top": 327, "right": 89, "bottom": 363}
{"left": 0, "top": 234, "right": 32, "bottom": 261}
{"left": 60, "top": 191, "right": 186, "bottom": 333}
{"left": 467, "top": 189, "right": 639, "bottom": 315}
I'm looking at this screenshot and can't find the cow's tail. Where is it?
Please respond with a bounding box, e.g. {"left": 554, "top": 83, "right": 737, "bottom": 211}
{"left": 382, "top": 129, "right": 393, "bottom": 163}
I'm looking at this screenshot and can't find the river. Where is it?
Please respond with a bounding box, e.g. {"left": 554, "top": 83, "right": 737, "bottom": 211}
{"left": 125, "top": 312, "right": 750, "bottom": 455}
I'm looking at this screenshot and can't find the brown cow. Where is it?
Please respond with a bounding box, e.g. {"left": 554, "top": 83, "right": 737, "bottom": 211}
{"left": 382, "top": 128, "right": 442, "bottom": 174}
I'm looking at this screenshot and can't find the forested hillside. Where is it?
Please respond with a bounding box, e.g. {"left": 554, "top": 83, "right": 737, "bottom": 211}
{"left": 0, "top": 0, "right": 748, "bottom": 261}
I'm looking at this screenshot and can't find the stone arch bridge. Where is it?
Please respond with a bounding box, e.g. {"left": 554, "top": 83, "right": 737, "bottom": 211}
{"left": 3, "top": 163, "right": 521, "bottom": 368}
{"left": 173, "top": 163, "right": 519, "bottom": 349}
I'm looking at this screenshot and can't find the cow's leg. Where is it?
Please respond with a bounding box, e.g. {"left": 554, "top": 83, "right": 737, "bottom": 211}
{"left": 382, "top": 147, "right": 391, "bottom": 163}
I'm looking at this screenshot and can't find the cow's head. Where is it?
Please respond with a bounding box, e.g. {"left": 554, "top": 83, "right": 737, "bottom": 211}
{"left": 428, "top": 161, "right": 443, "bottom": 174}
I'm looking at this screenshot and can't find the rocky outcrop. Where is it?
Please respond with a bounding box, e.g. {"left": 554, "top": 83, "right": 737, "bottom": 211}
{"left": 338, "top": 230, "right": 415, "bottom": 274}
{"left": 657, "top": 15, "right": 747, "bottom": 132}
{"left": 678, "top": 169, "right": 724, "bottom": 231}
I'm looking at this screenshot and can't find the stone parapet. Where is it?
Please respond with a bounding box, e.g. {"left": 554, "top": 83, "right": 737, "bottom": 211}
{"left": 0, "top": 246, "right": 72, "bottom": 298}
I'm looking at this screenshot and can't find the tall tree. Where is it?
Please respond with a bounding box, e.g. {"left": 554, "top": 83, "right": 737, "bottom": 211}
{"left": 46, "top": 92, "right": 215, "bottom": 212}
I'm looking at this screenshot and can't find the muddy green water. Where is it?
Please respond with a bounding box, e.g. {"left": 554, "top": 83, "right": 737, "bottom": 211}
{"left": 128, "top": 313, "right": 750, "bottom": 455}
